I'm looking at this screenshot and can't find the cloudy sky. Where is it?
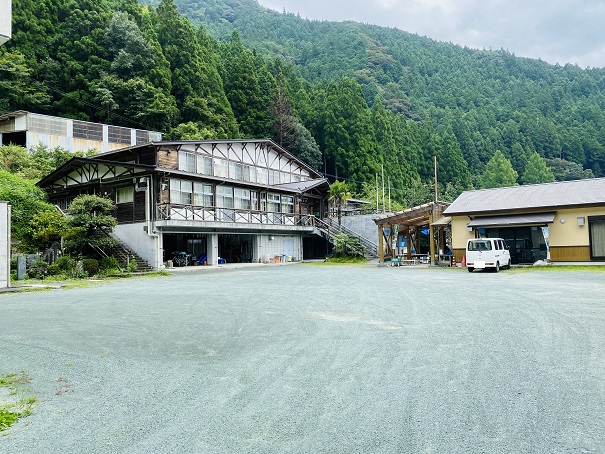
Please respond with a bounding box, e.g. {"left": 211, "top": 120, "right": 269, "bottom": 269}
{"left": 256, "top": 0, "right": 605, "bottom": 68}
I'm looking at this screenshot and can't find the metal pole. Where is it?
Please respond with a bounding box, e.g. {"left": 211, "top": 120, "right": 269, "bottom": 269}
{"left": 375, "top": 173, "right": 379, "bottom": 213}
{"left": 381, "top": 165, "right": 386, "bottom": 213}
{"left": 388, "top": 176, "right": 391, "bottom": 212}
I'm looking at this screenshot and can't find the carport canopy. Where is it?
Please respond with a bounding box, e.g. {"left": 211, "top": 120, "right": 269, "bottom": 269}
{"left": 467, "top": 212, "right": 556, "bottom": 228}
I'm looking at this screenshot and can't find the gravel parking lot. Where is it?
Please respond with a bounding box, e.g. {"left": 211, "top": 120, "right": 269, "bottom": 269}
{"left": 1, "top": 264, "right": 605, "bottom": 453}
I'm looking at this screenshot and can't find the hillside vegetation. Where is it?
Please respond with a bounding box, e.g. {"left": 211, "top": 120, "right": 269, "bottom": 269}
{"left": 3, "top": 0, "right": 605, "bottom": 204}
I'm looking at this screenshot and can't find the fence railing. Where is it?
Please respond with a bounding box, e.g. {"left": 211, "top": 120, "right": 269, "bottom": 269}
{"left": 156, "top": 204, "right": 316, "bottom": 227}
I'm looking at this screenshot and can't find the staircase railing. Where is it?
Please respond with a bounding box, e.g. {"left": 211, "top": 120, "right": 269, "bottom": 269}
{"left": 314, "top": 217, "right": 378, "bottom": 258}
{"left": 316, "top": 217, "right": 379, "bottom": 258}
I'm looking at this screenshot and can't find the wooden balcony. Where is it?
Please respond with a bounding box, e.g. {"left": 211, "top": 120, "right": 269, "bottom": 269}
{"left": 156, "top": 203, "right": 316, "bottom": 230}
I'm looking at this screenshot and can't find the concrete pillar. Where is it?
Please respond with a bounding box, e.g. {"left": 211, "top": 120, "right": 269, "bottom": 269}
{"left": 207, "top": 234, "right": 219, "bottom": 266}
{"left": 378, "top": 225, "right": 384, "bottom": 265}
{"left": 0, "top": 202, "right": 10, "bottom": 288}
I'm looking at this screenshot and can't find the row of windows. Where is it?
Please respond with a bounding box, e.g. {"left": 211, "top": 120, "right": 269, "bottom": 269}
{"left": 178, "top": 151, "right": 307, "bottom": 186}
{"left": 169, "top": 179, "right": 294, "bottom": 213}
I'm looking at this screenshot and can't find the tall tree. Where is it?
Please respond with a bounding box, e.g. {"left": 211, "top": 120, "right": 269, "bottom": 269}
{"left": 522, "top": 152, "right": 555, "bottom": 184}
{"left": 479, "top": 150, "right": 519, "bottom": 188}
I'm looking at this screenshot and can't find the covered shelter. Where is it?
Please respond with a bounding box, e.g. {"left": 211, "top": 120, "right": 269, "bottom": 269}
{"left": 374, "top": 201, "right": 450, "bottom": 265}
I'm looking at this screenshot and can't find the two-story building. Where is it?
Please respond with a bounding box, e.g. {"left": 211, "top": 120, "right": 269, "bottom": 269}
{"left": 37, "top": 139, "right": 330, "bottom": 268}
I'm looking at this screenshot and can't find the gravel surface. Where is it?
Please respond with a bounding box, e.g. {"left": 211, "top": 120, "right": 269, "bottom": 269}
{"left": 1, "top": 264, "right": 605, "bottom": 453}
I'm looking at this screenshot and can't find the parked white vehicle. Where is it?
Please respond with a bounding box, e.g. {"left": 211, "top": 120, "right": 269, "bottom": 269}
{"left": 466, "top": 238, "right": 511, "bottom": 273}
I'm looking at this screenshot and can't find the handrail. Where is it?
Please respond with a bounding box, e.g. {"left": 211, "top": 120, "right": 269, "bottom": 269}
{"left": 156, "top": 203, "right": 317, "bottom": 227}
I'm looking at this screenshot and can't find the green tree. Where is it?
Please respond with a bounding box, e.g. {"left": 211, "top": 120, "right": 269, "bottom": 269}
{"left": 66, "top": 195, "right": 118, "bottom": 255}
{"left": 479, "top": 150, "right": 519, "bottom": 188}
{"left": 0, "top": 50, "right": 50, "bottom": 112}
{"left": 328, "top": 180, "right": 352, "bottom": 226}
{"left": 522, "top": 152, "right": 555, "bottom": 184}
{"left": 0, "top": 170, "right": 55, "bottom": 252}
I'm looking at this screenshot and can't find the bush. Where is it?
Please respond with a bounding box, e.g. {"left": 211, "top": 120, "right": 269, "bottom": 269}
{"left": 46, "top": 263, "right": 62, "bottom": 276}
{"left": 54, "top": 256, "right": 75, "bottom": 272}
{"left": 10, "top": 258, "right": 17, "bottom": 271}
{"left": 100, "top": 256, "right": 120, "bottom": 271}
{"left": 126, "top": 260, "right": 137, "bottom": 273}
{"left": 27, "top": 260, "right": 48, "bottom": 279}
{"left": 81, "top": 258, "right": 99, "bottom": 276}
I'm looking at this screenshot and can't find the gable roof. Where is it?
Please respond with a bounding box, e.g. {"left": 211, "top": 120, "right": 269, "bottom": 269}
{"left": 444, "top": 178, "right": 605, "bottom": 215}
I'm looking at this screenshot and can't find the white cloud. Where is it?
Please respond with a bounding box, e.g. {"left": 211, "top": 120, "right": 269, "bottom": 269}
{"left": 257, "top": 0, "right": 605, "bottom": 68}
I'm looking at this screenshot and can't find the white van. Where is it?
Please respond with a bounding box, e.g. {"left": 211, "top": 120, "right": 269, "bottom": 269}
{"left": 466, "top": 238, "right": 511, "bottom": 273}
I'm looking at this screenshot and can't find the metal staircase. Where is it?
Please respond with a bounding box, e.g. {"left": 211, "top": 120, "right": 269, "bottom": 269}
{"left": 313, "top": 218, "right": 379, "bottom": 259}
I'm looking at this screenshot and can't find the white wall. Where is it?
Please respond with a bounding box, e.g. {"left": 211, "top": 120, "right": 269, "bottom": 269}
{"left": 114, "top": 223, "right": 159, "bottom": 269}
{"left": 257, "top": 235, "right": 302, "bottom": 262}
{"left": 0, "top": 202, "right": 9, "bottom": 288}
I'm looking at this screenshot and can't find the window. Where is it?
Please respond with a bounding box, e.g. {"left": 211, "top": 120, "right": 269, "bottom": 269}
{"left": 229, "top": 162, "right": 243, "bottom": 181}
{"left": 467, "top": 240, "right": 492, "bottom": 251}
{"left": 216, "top": 186, "right": 234, "bottom": 208}
{"left": 269, "top": 170, "right": 279, "bottom": 185}
{"left": 589, "top": 217, "right": 605, "bottom": 259}
{"left": 178, "top": 152, "right": 195, "bottom": 173}
{"left": 197, "top": 155, "right": 212, "bottom": 175}
{"left": 178, "top": 151, "right": 196, "bottom": 173}
{"left": 116, "top": 187, "right": 134, "bottom": 204}
{"left": 267, "top": 193, "right": 280, "bottom": 213}
{"left": 243, "top": 165, "right": 254, "bottom": 183}
{"left": 193, "top": 183, "right": 213, "bottom": 206}
{"left": 72, "top": 121, "right": 103, "bottom": 140}
{"left": 234, "top": 188, "right": 251, "bottom": 210}
{"left": 214, "top": 159, "right": 228, "bottom": 178}
{"left": 257, "top": 167, "right": 268, "bottom": 185}
{"left": 282, "top": 195, "right": 294, "bottom": 214}
{"left": 108, "top": 126, "right": 132, "bottom": 144}
{"left": 170, "top": 179, "right": 192, "bottom": 205}
{"left": 280, "top": 172, "right": 291, "bottom": 184}
{"left": 251, "top": 191, "right": 259, "bottom": 210}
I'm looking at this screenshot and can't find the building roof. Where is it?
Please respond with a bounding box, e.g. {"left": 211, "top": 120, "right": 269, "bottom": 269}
{"left": 374, "top": 201, "right": 450, "bottom": 227}
{"left": 444, "top": 178, "right": 605, "bottom": 215}
{"left": 272, "top": 178, "right": 328, "bottom": 193}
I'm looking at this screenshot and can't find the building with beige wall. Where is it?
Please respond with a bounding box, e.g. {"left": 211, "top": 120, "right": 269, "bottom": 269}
{"left": 444, "top": 178, "right": 605, "bottom": 264}
{"left": 0, "top": 111, "right": 162, "bottom": 154}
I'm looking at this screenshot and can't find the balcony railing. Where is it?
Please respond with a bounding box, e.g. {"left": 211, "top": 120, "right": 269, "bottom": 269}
{"left": 156, "top": 204, "right": 316, "bottom": 227}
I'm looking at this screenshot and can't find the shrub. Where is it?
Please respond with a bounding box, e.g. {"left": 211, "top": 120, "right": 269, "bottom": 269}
{"left": 100, "top": 256, "right": 120, "bottom": 271}
{"left": 10, "top": 258, "right": 17, "bottom": 271}
{"left": 27, "top": 260, "right": 48, "bottom": 279}
{"left": 46, "top": 263, "right": 62, "bottom": 276}
{"left": 54, "top": 256, "right": 75, "bottom": 272}
{"left": 126, "top": 260, "right": 137, "bottom": 273}
{"left": 81, "top": 258, "right": 99, "bottom": 276}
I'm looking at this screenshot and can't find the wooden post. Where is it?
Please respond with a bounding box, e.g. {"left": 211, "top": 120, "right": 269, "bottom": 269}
{"left": 406, "top": 228, "right": 412, "bottom": 260}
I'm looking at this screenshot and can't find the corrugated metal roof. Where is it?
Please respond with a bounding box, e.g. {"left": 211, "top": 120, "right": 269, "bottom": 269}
{"left": 467, "top": 212, "right": 556, "bottom": 227}
{"left": 272, "top": 178, "right": 328, "bottom": 192}
{"left": 444, "top": 178, "right": 605, "bottom": 215}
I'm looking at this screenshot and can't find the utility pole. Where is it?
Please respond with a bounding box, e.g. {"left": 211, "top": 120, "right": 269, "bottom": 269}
{"left": 375, "top": 173, "right": 379, "bottom": 213}
{"left": 388, "top": 176, "right": 391, "bottom": 212}
{"left": 434, "top": 156, "right": 438, "bottom": 202}
{"left": 381, "top": 164, "right": 386, "bottom": 213}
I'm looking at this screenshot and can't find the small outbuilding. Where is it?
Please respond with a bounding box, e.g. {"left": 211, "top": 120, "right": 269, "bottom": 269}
{"left": 444, "top": 178, "right": 605, "bottom": 264}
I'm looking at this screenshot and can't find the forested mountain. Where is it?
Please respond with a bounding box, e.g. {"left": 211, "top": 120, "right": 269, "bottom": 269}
{"left": 3, "top": 0, "right": 605, "bottom": 205}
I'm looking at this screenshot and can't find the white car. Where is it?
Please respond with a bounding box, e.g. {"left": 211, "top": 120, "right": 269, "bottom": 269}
{"left": 466, "top": 238, "right": 511, "bottom": 273}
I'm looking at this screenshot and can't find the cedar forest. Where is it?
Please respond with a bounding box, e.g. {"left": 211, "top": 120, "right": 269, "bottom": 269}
{"left": 2, "top": 0, "right": 605, "bottom": 207}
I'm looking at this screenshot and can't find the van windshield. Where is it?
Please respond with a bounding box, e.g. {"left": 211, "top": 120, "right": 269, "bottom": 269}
{"left": 468, "top": 240, "right": 492, "bottom": 251}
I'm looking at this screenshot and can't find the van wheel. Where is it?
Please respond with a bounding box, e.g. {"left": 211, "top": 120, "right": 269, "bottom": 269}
{"left": 467, "top": 267, "right": 474, "bottom": 273}
{"left": 506, "top": 260, "right": 511, "bottom": 270}
{"left": 494, "top": 262, "right": 500, "bottom": 273}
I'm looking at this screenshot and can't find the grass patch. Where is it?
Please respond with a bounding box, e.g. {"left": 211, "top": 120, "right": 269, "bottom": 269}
{"left": 303, "top": 257, "right": 368, "bottom": 266}
{"left": 0, "top": 371, "right": 36, "bottom": 432}
{"left": 510, "top": 265, "right": 605, "bottom": 273}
